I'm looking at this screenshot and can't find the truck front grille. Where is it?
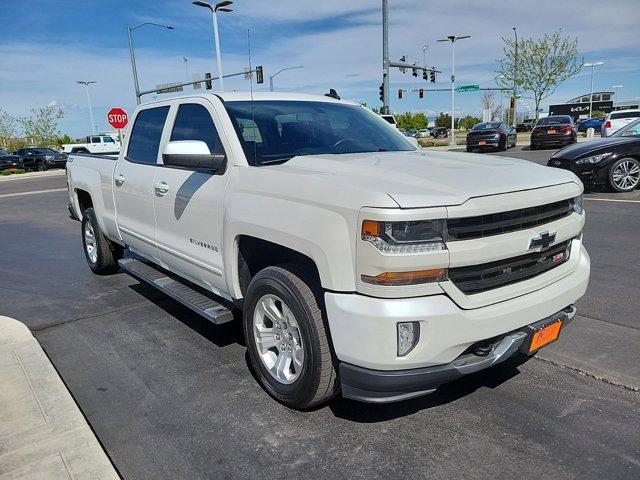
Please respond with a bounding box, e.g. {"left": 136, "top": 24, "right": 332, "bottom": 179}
{"left": 447, "top": 199, "right": 573, "bottom": 240}
{"left": 449, "top": 240, "right": 571, "bottom": 295}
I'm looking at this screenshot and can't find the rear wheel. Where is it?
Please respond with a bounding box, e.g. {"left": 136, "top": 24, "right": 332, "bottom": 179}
{"left": 243, "top": 265, "right": 338, "bottom": 409}
{"left": 81, "top": 207, "right": 123, "bottom": 274}
{"left": 608, "top": 157, "right": 640, "bottom": 192}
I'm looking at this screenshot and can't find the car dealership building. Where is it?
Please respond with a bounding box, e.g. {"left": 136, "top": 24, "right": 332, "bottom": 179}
{"left": 549, "top": 92, "right": 639, "bottom": 120}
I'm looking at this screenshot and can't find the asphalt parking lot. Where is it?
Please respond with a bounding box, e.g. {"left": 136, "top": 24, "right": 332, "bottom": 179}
{"left": 1, "top": 149, "right": 639, "bottom": 479}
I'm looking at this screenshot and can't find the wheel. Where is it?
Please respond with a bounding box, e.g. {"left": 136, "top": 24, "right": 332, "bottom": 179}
{"left": 36, "top": 161, "right": 47, "bottom": 172}
{"left": 530, "top": 144, "right": 537, "bottom": 151}
{"left": 243, "top": 265, "right": 338, "bottom": 409}
{"left": 608, "top": 157, "right": 640, "bottom": 192}
{"left": 499, "top": 136, "right": 507, "bottom": 151}
{"left": 81, "top": 207, "right": 123, "bottom": 274}
{"left": 466, "top": 146, "right": 472, "bottom": 153}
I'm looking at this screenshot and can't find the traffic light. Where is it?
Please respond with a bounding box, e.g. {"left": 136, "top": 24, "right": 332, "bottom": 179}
{"left": 205, "top": 72, "right": 212, "bottom": 90}
{"left": 412, "top": 67, "right": 418, "bottom": 77}
{"left": 398, "top": 89, "right": 403, "bottom": 99}
{"left": 422, "top": 70, "right": 428, "bottom": 81}
{"left": 419, "top": 88, "right": 424, "bottom": 99}
{"left": 379, "top": 83, "right": 384, "bottom": 102}
{"left": 510, "top": 96, "right": 515, "bottom": 109}
{"left": 430, "top": 69, "right": 436, "bottom": 83}
{"left": 255, "top": 65, "right": 264, "bottom": 84}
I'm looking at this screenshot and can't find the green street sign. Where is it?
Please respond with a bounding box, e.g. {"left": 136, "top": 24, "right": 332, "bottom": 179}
{"left": 456, "top": 84, "right": 480, "bottom": 92}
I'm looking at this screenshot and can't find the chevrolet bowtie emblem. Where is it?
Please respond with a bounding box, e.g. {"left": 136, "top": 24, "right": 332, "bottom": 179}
{"left": 529, "top": 231, "right": 556, "bottom": 251}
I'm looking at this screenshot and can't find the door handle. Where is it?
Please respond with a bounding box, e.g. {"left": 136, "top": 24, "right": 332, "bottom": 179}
{"left": 154, "top": 181, "right": 169, "bottom": 196}
{"left": 114, "top": 174, "right": 125, "bottom": 186}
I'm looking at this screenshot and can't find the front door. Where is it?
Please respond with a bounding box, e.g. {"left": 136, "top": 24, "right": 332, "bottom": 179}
{"left": 113, "top": 105, "right": 170, "bottom": 262}
{"left": 153, "top": 100, "right": 230, "bottom": 296}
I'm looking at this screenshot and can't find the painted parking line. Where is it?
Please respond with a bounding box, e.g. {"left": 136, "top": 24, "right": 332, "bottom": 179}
{"left": 585, "top": 197, "right": 640, "bottom": 204}
{"left": 0, "top": 188, "right": 67, "bottom": 199}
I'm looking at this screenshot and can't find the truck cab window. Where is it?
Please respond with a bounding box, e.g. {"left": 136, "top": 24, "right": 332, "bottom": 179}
{"left": 170, "top": 103, "right": 225, "bottom": 155}
{"left": 103, "top": 136, "right": 115, "bottom": 143}
{"left": 91, "top": 136, "right": 101, "bottom": 143}
{"left": 126, "top": 106, "right": 170, "bottom": 165}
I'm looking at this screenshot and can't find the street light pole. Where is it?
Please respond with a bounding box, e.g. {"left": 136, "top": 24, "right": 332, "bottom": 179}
{"left": 381, "top": 0, "right": 390, "bottom": 114}
{"left": 193, "top": 1, "right": 234, "bottom": 92}
{"left": 269, "top": 65, "right": 304, "bottom": 92}
{"left": 512, "top": 27, "right": 518, "bottom": 126}
{"left": 128, "top": 22, "right": 174, "bottom": 105}
{"left": 583, "top": 61, "right": 604, "bottom": 118}
{"left": 613, "top": 85, "right": 623, "bottom": 108}
{"left": 438, "top": 35, "right": 470, "bottom": 146}
{"left": 76, "top": 81, "right": 96, "bottom": 135}
{"left": 183, "top": 56, "right": 190, "bottom": 82}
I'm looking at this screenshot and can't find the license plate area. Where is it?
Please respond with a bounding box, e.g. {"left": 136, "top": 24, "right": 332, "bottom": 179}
{"left": 519, "top": 313, "right": 566, "bottom": 354}
{"left": 548, "top": 129, "right": 556, "bottom": 134}
{"left": 479, "top": 140, "right": 486, "bottom": 145}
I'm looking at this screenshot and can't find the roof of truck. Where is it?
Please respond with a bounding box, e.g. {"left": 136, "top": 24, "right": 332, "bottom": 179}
{"left": 141, "top": 91, "right": 358, "bottom": 106}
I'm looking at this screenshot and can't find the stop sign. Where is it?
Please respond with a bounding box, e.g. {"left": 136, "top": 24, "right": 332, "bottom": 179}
{"left": 107, "top": 107, "right": 128, "bottom": 129}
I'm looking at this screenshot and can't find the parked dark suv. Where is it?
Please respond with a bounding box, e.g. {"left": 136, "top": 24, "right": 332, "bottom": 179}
{"left": 0, "top": 149, "right": 24, "bottom": 170}
{"left": 13, "top": 148, "right": 68, "bottom": 171}
{"left": 530, "top": 116, "right": 577, "bottom": 150}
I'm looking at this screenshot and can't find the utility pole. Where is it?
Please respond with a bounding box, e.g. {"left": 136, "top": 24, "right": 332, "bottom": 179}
{"left": 183, "top": 56, "right": 190, "bottom": 82}
{"left": 512, "top": 27, "right": 518, "bottom": 126}
{"left": 583, "top": 61, "right": 604, "bottom": 118}
{"left": 76, "top": 81, "right": 96, "bottom": 135}
{"left": 128, "top": 23, "right": 174, "bottom": 105}
{"left": 613, "top": 84, "right": 622, "bottom": 108}
{"left": 193, "top": 1, "right": 234, "bottom": 92}
{"left": 381, "top": 0, "right": 390, "bottom": 114}
{"left": 438, "top": 35, "right": 470, "bottom": 146}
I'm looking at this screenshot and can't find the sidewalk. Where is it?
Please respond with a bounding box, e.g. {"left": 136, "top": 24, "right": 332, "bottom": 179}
{"left": 0, "top": 170, "right": 66, "bottom": 182}
{"left": 0, "top": 316, "right": 119, "bottom": 480}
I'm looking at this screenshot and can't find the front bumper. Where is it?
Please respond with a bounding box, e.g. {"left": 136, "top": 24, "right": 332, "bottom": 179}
{"left": 340, "top": 306, "right": 576, "bottom": 403}
{"left": 547, "top": 158, "right": 610, "bottom": 186}
{"left": 326, "top": 244, "right": 590, "bottom": 401}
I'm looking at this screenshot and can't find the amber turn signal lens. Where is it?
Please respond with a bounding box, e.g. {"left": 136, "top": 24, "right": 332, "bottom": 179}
{"left": 362, "top": 220, "right": 381, "bottom": 237}
{"left": 361, "top": 268, "right": 447, "bottom": 286}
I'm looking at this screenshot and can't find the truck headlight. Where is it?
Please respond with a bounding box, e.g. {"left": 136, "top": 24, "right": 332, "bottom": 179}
{"left": 397, "top": 322, "right": 420, "bottom": 356}
{"left": 361, "top": 219, "right": 446, "bottom": 254}
{"left": 572, "top": 195, "right": 583, "bottom": 214}
{"left": 575, "top": 152, "right": 611, "bottom": 165}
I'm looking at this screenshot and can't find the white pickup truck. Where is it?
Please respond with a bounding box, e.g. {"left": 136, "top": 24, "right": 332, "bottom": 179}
{"left": 66, "top": 92, "right": 590, "bottom": 408}
{"left": 62, "top": 135, "right": 121, "bottom": 155}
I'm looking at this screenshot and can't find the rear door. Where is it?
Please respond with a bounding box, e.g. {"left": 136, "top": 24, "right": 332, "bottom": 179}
{"left": 153, "top": 99, "right": 231, "bottom": 295}
{"left": 113, "top": 105, "right": 170, "bottom": 262}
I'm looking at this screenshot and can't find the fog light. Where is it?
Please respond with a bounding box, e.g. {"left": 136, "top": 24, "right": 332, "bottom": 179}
{"left": 397, "top": 322, "right": 420, "bottom": 357}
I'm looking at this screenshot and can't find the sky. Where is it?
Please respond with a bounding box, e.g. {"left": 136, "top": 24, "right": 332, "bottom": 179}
{"left": 1, "top": 0, "right": 639, "bottom": 137}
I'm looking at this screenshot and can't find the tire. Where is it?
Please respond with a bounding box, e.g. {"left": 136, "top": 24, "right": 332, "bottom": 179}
{"left": 81, "top": 207, "right": 122, "bottom": 274}
{"left": 243, "top": 265, "right": 338, "bottom": 409}
{"left": 499, "top": 136, "right": 507, "bottom": 151}
{"left": 466, "top": 146, "right": 472, "bottom": 153}
{"left": 530, "top": 144, "right": 537, "bottom": 151}
{"left": 608, "top": 157, "right": 640, "bottom": 193}
{"left": 36, "top": 161, "right": 47, "bottom": 172}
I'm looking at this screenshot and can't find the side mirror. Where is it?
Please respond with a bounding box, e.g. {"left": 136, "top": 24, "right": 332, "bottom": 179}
{"left": 162, "top": 140, "right": 226, "bottom": 172}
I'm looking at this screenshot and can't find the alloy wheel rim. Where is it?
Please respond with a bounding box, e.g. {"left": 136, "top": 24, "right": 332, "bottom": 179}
{"left": 613, "top": 160, "right": 640, "bottom": 190}
{"left": 253, "top": 294, "right": 304, "bottom": 385}
{"left": 84, "top": 222, "right": 98, "bottom": 264}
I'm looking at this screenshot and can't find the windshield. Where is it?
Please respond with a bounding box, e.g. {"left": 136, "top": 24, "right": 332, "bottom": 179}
{"left": 32, "top": 148, "right": 57, "bottom": 154}
{"left": 473, "top": 122, "right": 502, "bottom": 131}
{"left": 611, "top": 117, "right": 640, "bottom": 137}
{"left": 536, "top": 116, "right": 571, "bottom": 126}
{"left": 0, "top": 149, "right": 7, "bottom": 155}
{"left": 224, "top": 101, "right": 414, "bottom": 165}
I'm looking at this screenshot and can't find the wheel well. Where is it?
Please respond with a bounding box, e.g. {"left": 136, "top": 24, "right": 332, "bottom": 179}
{"left": 237, "top": 236, "right": 321, "bottom": 297}
{"left": 76, "top": 189, "right": 93, "bottom": 215}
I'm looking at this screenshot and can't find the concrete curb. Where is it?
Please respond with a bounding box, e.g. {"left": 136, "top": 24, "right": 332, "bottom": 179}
{"left": 0, "top": 170, "right": 66, "bottom": 182}
{"left": 0, "top": 316, "right": 119, "bottom": 479}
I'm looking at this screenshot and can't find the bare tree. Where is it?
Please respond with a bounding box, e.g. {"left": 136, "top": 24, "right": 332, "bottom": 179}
{"left": 481, "top": 91, "right": 502, "bottom": 121}
{"left": 496, "top": 30, "right": 582, "bottom": 119}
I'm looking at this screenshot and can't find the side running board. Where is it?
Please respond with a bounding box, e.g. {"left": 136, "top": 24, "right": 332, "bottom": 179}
{"left": 118, "top": 258, "right": 234, "bottom": 325}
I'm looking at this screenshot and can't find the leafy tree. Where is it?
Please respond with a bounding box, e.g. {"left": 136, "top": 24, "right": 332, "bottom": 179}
{"left": 53, "top": 134, "right": 73, "bottom": 149}
{"left": 435, "top": 112, "right": 452, "bottom": 128}
{"left": 496, "top": 30, "right": 582, "bottom": 120}
{"left": 458, "top": 115, "right": 482, "bottom": 131}
{"left": 591, "top": 109, "right": 606, "bottom": 119}
{"left": 395, "top": 112, "right": 429, "bottom": 130}
{"left": 18, "top": 106, "right": 64, "bottom": 147}
{"left": 0, "top": 109, "right": 17, "bottom": 149}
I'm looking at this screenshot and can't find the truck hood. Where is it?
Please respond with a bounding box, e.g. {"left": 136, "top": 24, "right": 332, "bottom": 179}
{"left": 276, "top": 150, "right": 578, "bottom": 208}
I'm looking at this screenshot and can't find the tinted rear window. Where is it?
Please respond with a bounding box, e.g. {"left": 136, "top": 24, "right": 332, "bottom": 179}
{"left": 127, "top": 106, "right": 170, "bottom": 165}
{"left": 536, "top": 116, "right": 571, "bottom": 126}
{"left": 611, "top": 111, "right": 640, "bottom": 120}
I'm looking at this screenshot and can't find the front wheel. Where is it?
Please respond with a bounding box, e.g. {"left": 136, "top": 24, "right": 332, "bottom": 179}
{"left": 608, "top": 157, "right": 640, "bottom": 192}
{"left": 243, "top": 265, "right": 338, "bottom": 409}
{"left": 81, "top": 207, "right": 123, "bottom": 274}
{"left": 36, "top": 161, "right": 47, "bottom": 172}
